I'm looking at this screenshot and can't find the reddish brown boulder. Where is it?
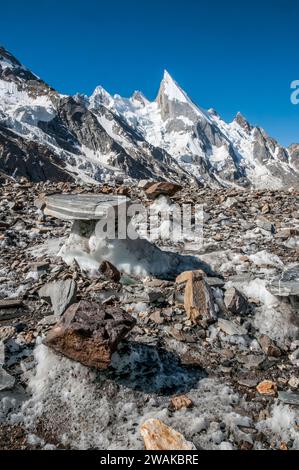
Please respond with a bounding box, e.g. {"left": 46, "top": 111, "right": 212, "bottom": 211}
{"left": 258, "top": 334, "right": 281, "bottom": 357}
{"left": 144, "top": 181, "right": 182, "bottom": 198}
{"left": 99, "top": 260, "right": 121, "bottom": 282}
{"left": 44, "top": 301, "right": 135, "bottom": 369}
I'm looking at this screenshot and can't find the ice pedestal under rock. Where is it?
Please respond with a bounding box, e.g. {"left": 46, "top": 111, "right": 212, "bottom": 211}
{"left": 59, "top": 219, "right": 209, "bottom": 279}
{"left": 45, "top": 193, "right": 208, "bottom": 279}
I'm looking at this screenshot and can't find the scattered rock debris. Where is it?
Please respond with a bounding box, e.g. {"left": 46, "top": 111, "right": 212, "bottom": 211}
{"left": 0, "top": 177, "right": 298, "bottom": 449}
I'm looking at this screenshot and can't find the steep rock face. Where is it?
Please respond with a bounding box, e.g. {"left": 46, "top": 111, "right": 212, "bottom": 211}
{"left": 289, "top": 144, "right": 299, "bottom": 172}
{"left": 0, "top": 124, "right": 74, "bottom": 182}
{"left": 0, "top": 46, "right": 58, "bottom": 104}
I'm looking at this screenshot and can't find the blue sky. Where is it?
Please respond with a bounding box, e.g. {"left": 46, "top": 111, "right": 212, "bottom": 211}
{"left": 1, "top": 0, "right": 298, "bottom": 146}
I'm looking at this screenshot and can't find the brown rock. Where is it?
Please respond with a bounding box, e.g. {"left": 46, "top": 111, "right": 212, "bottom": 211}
{"left": 280, "top": 442, "right": 288, "bottom": 450}
{"left": 115, "top": 186, "right": 130, "bottom": 196}
{"left": 224, "top": 287, "right": 248, "bottom": 315}
{"left": 261, "top": 203, "right": 270, "bottom": 214}
{"left": 140, "top": 419, "right": 195, "bottom": 450}
{"left": 149, "top": 310, "right": 164, "bottom": 324}
{"left": 169, "top": 395, "right": 193, "bottom": 411}
{"left": 34, "top": 195, "right": 46, "bottom": 210}
{"left": 258, "top": 335, "right": 281, "bottom": 357}
{"left": 0, "top": 326, "right": 16, "bottom": 342}
{"left": 44, "top": 300, "right": 135, "bottom": 369}
{"left": 145, "top": 182, "right": 182, "bottom": 198}
{"left": 176, "top": 270, "right": 216, "bottom": 324}
{"left": 256, "top": 380, "right": 277, "bottom": 396}
{"left": 99, "top": 260, "right": 121, "bottom": 282}
{"left": 176, "top": 270, "right": 203, "bottom": 284}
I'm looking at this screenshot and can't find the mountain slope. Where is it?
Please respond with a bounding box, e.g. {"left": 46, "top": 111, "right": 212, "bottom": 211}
{"left": 0, "top": 46, "right": 298, "bottom": 188}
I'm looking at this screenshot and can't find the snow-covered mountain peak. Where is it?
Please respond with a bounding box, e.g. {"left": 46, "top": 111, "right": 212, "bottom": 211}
{"left": 233, "top": 112, "right": 252, "bottom": 133}
{"left": 90, "top": 85, "right": 114, "bottom": 109}
{"left": 158, "top": 69, "right": 190, "bottom": 104}
{"left": 131, "top": 90, "right": 149, "bottom": 107}
{"left": 156, "top": 70, "right": 211, "bottom": 125}
{"left": 0, "top": 46, "right": 22, "bottom": 70}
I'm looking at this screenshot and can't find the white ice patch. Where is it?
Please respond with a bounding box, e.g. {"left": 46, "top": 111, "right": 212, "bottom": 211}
{"left": 257, "top": 403, "right": 299, "bottom": 449}
{"left": 249, "top": 250, "right": 283, "bottom": 268}
{"left": 226, "top": 278, "right": 278, "bottom": 307}
{"left": 254, "top": 303, "right": 298, "bottom": 345}
{"left": 13, "top": 343, "right": 253, "bottom": 450}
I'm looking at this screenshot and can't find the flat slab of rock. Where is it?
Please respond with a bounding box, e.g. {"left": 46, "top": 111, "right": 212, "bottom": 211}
{"left": 140, "top": 418, "right": 195, "bottom": 450}
{"left": 267, "top": 265, "right": 299, "bottom": 296}
{"left": 0, "top": 299, "right": 23, "bottom": 309}
{"left": 0, "top": 367, "right": 15, "bottom": 391}
{"left": 0, "top": 300, "right": 25, "bottom": 321}
{"left": 256, "top": 216, "right": 275, "bottom": 233}
{"left": 218, "top": 319, "right": 247, "bottom": 336}
{"left": 44, "top": 300, "right": 136, "bottom": 369}
{"left": 278, "top": 391, "right": 299, "bottom": 406}
{"left": 206, "top": 277, "right": 225, "bottom": 288}
{"left": 38, "top": 279, "right": 77, "bottom": 316}
{"left": 44, "top": 194, "right": 129, "bottom": 221}
{"left": 238, "top": 354, "right": 266, "bottom": 370}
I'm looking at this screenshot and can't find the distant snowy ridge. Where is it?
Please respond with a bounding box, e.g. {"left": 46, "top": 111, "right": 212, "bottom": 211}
{"left": 0, "top": 46, "right": 298, "bottom": 188}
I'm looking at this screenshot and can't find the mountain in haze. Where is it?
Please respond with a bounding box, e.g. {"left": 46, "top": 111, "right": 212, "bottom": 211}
{"left": 0, "top": 46, "right": 298, "bottom": 188}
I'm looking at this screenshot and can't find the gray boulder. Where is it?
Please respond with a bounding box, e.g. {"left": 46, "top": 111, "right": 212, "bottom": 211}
{"left": 38, "top": 279, "right": 77, "bottom": 316}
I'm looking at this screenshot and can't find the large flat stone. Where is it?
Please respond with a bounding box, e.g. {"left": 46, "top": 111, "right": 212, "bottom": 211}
{"left": 0, "top": 367, "right": 15, "bottom": 391}
{"left": 44, "top": 194, "right": 130, "bottom": 221}
{"left": 278, "top": 391, "right": 299, "bottom": 406}
{"left": 267, "top": 265, "right": 299, "bottom": 296}
{"left": 218, "top": 319, "right": 247, "bottom": 336}
{"left": 0, "top": 299, "right": 23, "bottom": 309}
